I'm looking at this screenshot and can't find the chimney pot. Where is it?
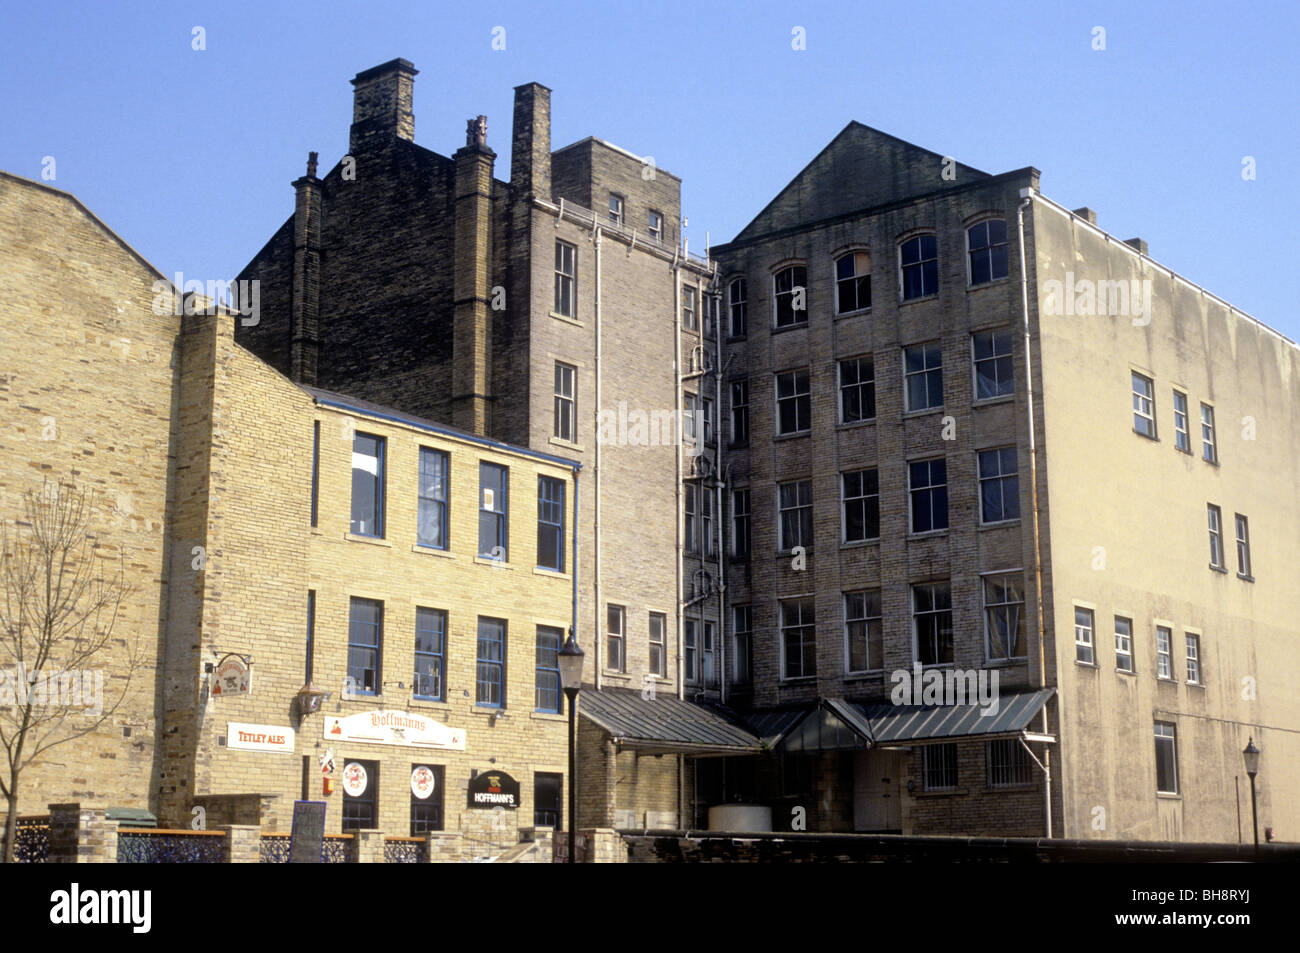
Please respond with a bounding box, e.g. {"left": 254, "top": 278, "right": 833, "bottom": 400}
{"left": 307, "top": 151, "right": 318, "bottom": 178}
{"left": 349, "top": 58, "right": 418, "bottom": 151}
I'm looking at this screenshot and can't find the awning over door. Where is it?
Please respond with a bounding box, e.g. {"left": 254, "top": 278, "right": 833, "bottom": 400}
{"left": 578, "top": 687, "right": 763, "bottom": 756}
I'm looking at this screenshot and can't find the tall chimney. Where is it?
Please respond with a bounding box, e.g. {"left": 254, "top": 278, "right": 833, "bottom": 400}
{"left": 290, "top": 151, "right": 322, "bottom": 385}
{"left": 452, "top": 118, "right": 497, "bottom": 435}
{"left": 349, "top": 58, "right": 418, "bottom": 152}
{"left": 511, "top": 83, "right": 551, "bottom": 200}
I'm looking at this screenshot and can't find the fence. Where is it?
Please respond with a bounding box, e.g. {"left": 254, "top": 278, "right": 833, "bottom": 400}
{"left": 8, "top": 815, "right": 50, "bottom": 863}
{"left": 118, "top": 828, "right": 225, "bottom": 863}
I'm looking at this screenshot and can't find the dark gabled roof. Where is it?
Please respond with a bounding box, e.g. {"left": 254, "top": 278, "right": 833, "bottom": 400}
{"left": 578, "top": 687, "right": 763, "bottom": 754}
{"left": 730, "top": 121, "right": 991, "bottom": 245}
{"left": 847, "top": 688, "right": 1055, "bottom": 746}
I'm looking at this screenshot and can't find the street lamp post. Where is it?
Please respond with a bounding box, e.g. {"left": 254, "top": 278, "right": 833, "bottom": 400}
{"left": 1242, "top": 737, "right": 1261, "bottom": 854}
{"left": 557, "top": 630, "right": 585, "bottom": 864}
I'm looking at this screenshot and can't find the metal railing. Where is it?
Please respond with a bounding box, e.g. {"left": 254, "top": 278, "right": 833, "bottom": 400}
{"left": 259, "top": 831, "right": 356, "bottom": 863}
{"left": 383, "top": 836, "right": 424, "bottom": 863}
{"left": 117, "top": 828, "right": 225, "bottom": 863}
{"left": 9, "top": 815, "right": 50, "bottom": 863}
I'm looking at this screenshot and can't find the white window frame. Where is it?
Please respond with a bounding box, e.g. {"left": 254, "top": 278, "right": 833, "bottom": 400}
{"left": 982, "top": 570, "right": 1026, "bottom": 661}
{"left": 907, "top": 457, "right": 948, "bottom": 535}
{"left": 606, "top": 604, "right": 626, "bottom": 672}
{"left": 844, "top": 589, "right": 882, "bottom": 674}
{"left": 971, "top": 328, "right": 1014, "bottom": 401}
{"left": 728, "top": 277, "right": 748, "bottom": 337}
{"left": 1156, "top": 625, "right": 1173, "bottom": 680}
{"left": 966, "top": 218, "right": 1009, "bottom": 287}
{"left": 834, "top": 249, "right": 872, "bottom": 315}
{"left": 841, "top": 468, "right": 879, "bottom": 544}
{"left": 1114, "top": 615, "right": 1134, "bottom": 673}
{"left": 1172, "top": 390, "right": 1191, "bottom": 453}
{"left": 1208, "top": 504, "right": 1225, "bottom": 570}
{"left": 553, "top": 361, "right": 577, "bottom": 442}
{"left": 554, "top": 240, "right": 576, "bottom": 318}
{"left": 1154, "top": 721, "right": 1178, "bottom": 795}
{"left": 777, "top": 479, "right": 813, "bottom": 552}
{"left": 1200, "top": 402, "right": 1217, "bottom": 463}
{"left": 977, "top": 446, "right": 1019, "bottom": 525}
{"left": 1074, "top": 606, "right": 1095, "bottom": 665}
{"left": 1131, "top": 371, "right": 1156, "bottom": 438}
{"left": 774, "top": 369, "right": 811, "bottom": 436}
{"left": 648, "top": 209, "right": 663, "bottom": 242}
{"left": 780, "top": 598, "right": 816, "bottom": 680}
{"left": 899, "top": 233, "right": 938, "bottom": 301}
{"left": 912, "top": 581, "right": 953, "bottom": 667}
{"left": 1185, "top": 632, "right": 1201, "bottom": 685}
{"left": 682, "top": 285, "right": 698, "bottom": 331}
{"left": 772, "top": 264, "right": 808, "bottom": 328}
{"left": 1235, "top": 513, "right": 1252, "bottom": 578}
{"left": 838, "top": 356, "right": 875, "bottom": 424}
{"left": 608, "top": 193, "right": 625, "bottom": 226}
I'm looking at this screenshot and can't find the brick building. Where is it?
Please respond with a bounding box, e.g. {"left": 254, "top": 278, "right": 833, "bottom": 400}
{"left": 706, "top": 122, "right": 1300, "bottom": 841}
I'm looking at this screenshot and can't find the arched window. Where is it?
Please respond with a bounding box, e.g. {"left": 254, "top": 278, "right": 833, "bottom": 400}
{"left": 899, "top": 235, "right": 938, "bottom": 300}
{"left": 968, "top": 219, "right": 1008, "bottom": 285}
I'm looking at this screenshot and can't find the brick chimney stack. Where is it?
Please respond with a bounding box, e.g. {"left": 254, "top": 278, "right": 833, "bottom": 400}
{"left": 511, "top": 83, "right": 551, "bottom": 200}
{"left": 290, "top": 151, "right": 323, "bottom": 384}
{"left": 350, "top": 58, "right": 418, "bottom": 152}
{"left": 452, "top": 117, "right": 497, "bottom": 435}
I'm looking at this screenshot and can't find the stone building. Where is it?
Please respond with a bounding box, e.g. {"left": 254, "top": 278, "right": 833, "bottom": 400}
{"left": 706, "top": 122, "right": 1300, "bottom": 841}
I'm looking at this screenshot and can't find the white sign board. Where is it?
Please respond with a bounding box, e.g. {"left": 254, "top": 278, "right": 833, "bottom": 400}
{"left": 324, "top": 710, "right": 466, "bottom": 750}
{"left": 227, "top": 722, "right": 295, "bottom": 753}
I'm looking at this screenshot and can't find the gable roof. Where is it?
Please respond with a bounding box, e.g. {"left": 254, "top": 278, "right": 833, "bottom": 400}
{"left": 731, "top": 121, "right": 989, "bottom": 244}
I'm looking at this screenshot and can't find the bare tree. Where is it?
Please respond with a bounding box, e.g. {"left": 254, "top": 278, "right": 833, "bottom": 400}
{"left": 0, "top": 478, "right": 139, "bottom": 862}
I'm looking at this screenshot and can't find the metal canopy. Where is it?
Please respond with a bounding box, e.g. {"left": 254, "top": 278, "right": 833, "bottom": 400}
{"left": 578, "top": 687, "right": 763, "bottom": 755}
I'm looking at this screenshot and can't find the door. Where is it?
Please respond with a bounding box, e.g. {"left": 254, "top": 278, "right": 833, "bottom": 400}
{"left": 854, "top": 750, "right": 904, "bottom": 832}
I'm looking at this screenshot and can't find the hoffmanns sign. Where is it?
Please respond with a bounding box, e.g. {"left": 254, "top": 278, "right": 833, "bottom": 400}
{"left": 467, "top": 771, "right": 520, "bottom": 809}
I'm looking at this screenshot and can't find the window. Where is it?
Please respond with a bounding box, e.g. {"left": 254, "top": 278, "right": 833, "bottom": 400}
{"left": 732, "top": 489, "right": 751, "bottom": 558}
{"left": 900, "top": 235, "right": 938, "bottom": 300}
{"left": 732, "top": 605, "right": 752, "bottom": 685}
{"left": 607, "top": 605, "right": 626, "bottom": 672}
{"left": 701, "top": 485, "right": 714, "bottom": 556}
{"left": 986, "top": 739, "right": 1031, "bottom": 786}
{"left": 350, "top": 432, "right": 385, "bottom": 537}
{"left": 972, "top": 329, "right": 1014, "bottom": 400}
{"left": 537, "top": 476, "right": 565, "bottom": 572}
{"left": 1132, "top": 372, "right": 1156, "bottom": 438}
{"left": 923, "top": 744, "right": 957, "bottom": 790}
{"left": 410, "top": 764, "right": 444, "bottom": 834}
{"left": 781, "top": 598, "right": 816, "bottom": 679}
{"left": 908, "top": 458, "right": 948, "bottom": 533}
{"left": 535, "top": 625, "right": 562, "bottom": 713}
{"left": 685, "top": 484, "right": 699, "bottom": 554}
{"left": 414, "top": 607, "right": 446, "bottom": 701}
{"left": 704, "top": 294, "right": 719, "bottom": 339}
{"left": 649, "top": 612, "right": 667, "bottom": 678}
{"left": 1235, "top": 514, "right": 1252, "bottom": 578}
{"left": 1172, "top": 391, "right": 1191, "bottom": 453}
{"left": 684, "top": 619, "right": 697, "bottom": 682}
{"left": 417, "top": 447, "right": 448, "bottom": 549}
{"left": 1154, "top": 722, "right": 1178, "bottom": 795}
{"left": 702, "top": 396, "right": 714, "bottom": 445}
{"left": 1207, "top": 504, "right": 1225, "bottom": 570}
{"left": 479, "top": 463, "right": 508, "bottom": 559}
{"left": 773, "top": 265, "right": 808, "bottom": 328}
{"left": 839, "top": 357, "right": 876, "bottom": 423}
{"left": 983, "top": 573, "right": 1025, "bottom": 660}
{"left": 978, "top": 447, "right": 1020, "bottom": 524}
{"left": 775, "top": 369, "right": 811, "bottom": 434}
{"left": 1156, "top": 625, "right": 1173, "bottom": 679}
{"left": 835, "top": 250, "right": 872, "bottom": 313}
{"left": 1200, "top": 403, "right": 1217, "bottom": 462}
{"left": 968, "top": 220, "right": 1008, "bottom": 285}
{"left": 311, "top": 421, "right": 320, "bottom": 528}
{"left": 1185, "top": 633, "right": 1201, "bottom": 684}
{"left": 554, "top": 240, "right": 576, "bottom": 317}
{"left": 728, "top": 278, "right": 748, "bottom": 337}
{"left": 703, "top": 621, "right": 717, "bottom": 687}
{"left": 913, "top": 582, "right": 953, "bottom": 666}
{"left": 306, "top": 590, "right": 316, "bottom": 681}
{"left": 682, "top": 286, "right": 697, "bottom": 331}
{"left": 1075, "top": 607, "right": 1095, "bottom": 664}
{"left": 554, "top": 362, "right": 577, "bottom": 442}
{"left": 730, "top": 380, "right": 749, "bottom": 446}
{"left": 778, "top": 479, "right": 813, "bottom": 551}
{"left": 648, "top": 209, "right": 663, "bottom": 242}
{"left": 842, "top": 469, "right": 880, "bottom": 543}
{"left": 476, "top": 617, "right": 506, "bottom": 707}
{"left": 1114, "top": 616, "right": 1134, "bottom": 673}
{"left": 608, "top": 193, "right": 624, "bottom": 225}
{"left": 904, "top": 343, "right": 943, "bottom": 411}
{"left": 341, "top": 759, "right": 378, "bottom": 831}
{"left": 348, "top": 598, "right": 382, "bottom": 695}
{"left": 683, "top": 391, "right": 698, "bottom": 445}
{"left": 534, "top": 772, "right": 562, "bottom": 829}
{"left": 845, "top": 590, "right": 883, "bottom": 672}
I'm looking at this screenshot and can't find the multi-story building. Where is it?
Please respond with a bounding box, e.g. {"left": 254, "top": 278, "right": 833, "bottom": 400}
{"left": 707, "top": 122, "right": 1300, "bottom": 841}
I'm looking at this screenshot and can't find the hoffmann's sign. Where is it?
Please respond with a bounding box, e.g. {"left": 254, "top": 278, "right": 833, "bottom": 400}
{"left": 324, "top": 709, "right": 466, "bottom": 750}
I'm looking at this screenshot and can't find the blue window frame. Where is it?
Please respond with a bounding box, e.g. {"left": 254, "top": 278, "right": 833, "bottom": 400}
{"left": 417, "top": 448, "right": 449, "bottom": 549}
{"left": 351, "top": 432, "right": 385, "bottom": 537}
{"left": 476, "top": 617, "right": 506, "bottom": 707}
{"left": 348, "top": 597, "right": 382, "bottom": 695}
{"left": 535, "top": 625, "right": 563, "bottom": 713}
{"left": 537, "top": 476, "right": 565, "bottom": 571}
{"left": 479, "top": 463, "right": 508, "bottom": 559}
{"left": 414, "top": 607, "right": 446, "bottom": 701}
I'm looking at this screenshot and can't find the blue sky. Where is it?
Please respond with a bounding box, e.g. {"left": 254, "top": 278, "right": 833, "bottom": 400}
{"left": 2, "top": 0, "right": 1296, "bottom": 340}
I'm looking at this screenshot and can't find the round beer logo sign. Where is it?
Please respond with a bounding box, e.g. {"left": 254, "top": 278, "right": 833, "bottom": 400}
{"left": 342, "top": 761, "right": 368, "bottom": 797}
{"left": 411, "top": 765, "right": 436, "bottom": 799}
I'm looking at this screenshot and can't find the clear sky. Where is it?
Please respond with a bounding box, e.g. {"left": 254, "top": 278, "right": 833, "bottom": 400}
{"left": 2, "top": 0, "right": 1297, "bottom": 340}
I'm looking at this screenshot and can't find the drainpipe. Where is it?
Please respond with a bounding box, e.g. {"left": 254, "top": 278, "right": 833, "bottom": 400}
{"left": 1018, "top": 186, "right": 1051, "bottom": 839}
{"left": 593, "top": 222, "right": 603, "bottom": 691}
{"left": 672, "top": 250, "right": 684, "bottom": 700}
{"left": 572, "top": 467, "right": 581, "bottom": 647}
{"left": 715, "top": 345, "right": 730, "bottom": 703}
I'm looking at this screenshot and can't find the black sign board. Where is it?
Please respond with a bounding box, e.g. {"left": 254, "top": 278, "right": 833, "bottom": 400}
{"left": 467, "top": 770, "right": 520, "bottom": 809}
{"left": 289, "top": 800, "right": 327, "bottom": 863}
